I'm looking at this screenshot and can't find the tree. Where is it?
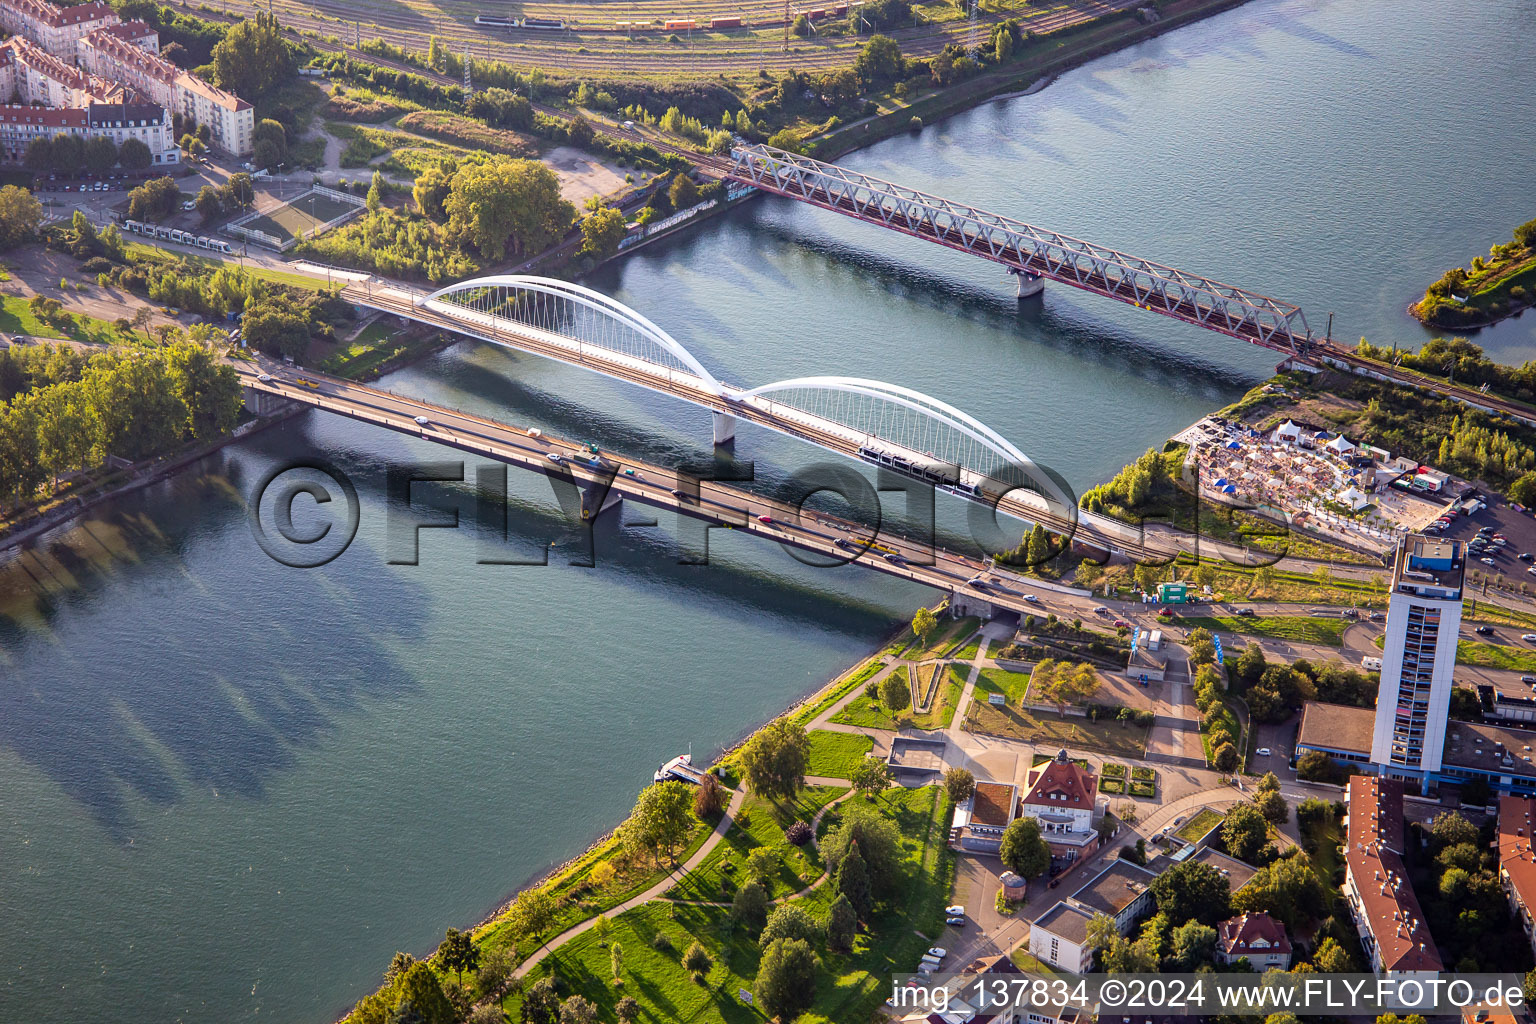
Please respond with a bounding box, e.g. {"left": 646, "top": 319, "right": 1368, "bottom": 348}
{"left": 1311, "top": 936, "right": 1355, "bottom": 973}
{"left": 754, "top": 938, "right": 819, "bottom": 1023}
{"left": 223, "top": 173, "right": 255, "bottom": 210}
{"left": 83, "top": 135, "right": 117, "bottom": 175}
{"left": 880, "top": 671, "right": 911, "bottom": 712}
{"left": 1233, "top": 643, "right": 1268, "bottom": 690}
{"left": 999, "top": 817, "right": 1050, "bottom": 878}
{"left": 1222, "top": 802, "right": 1270, "bottom": 863}
{"left": 558, "top": 995, "right": 598, "bottom": 1024}
{"left": 837, "top": 841, "right": 873, "bottom": 918}
{"left": 393, "top": 962, "right": 455, "bottom": 1024}
{"left": 127, "top": 176, "right": 182, "bottom": 222}
{"left": 821, "top": 803, "right": 900, "bottom": 890}
{"left": 667, "top": 173, "right": 700, "bottom": 211}
{"left": 945, "top": 767, "right": 975, "bottom": 803}
{"left": 746, "top": 846, "right": 779, "bottom": 886}
{"left": 615, "top": 996, "right": 640, "bottom": 1024}
{"left": 211, "top": 10, "right": 293, "bottom": 98}
{"left": 694, "top": 772, "right": 725, "bottom": 818}
{"left": 117, "top": 137, "right": 152, "bottom": 172}
{"left": 413, "top": 167, "right": 452, "bottom": 223}
{"left": 1087, "top": 912, "right": 1158, "bottom": 973}
{"left": 367, "top": 170, "right": 384, "bottom": 215}
{"left": 853, "top": 33, "right": 903, "bottom": 85}
{"left": 1213, "top": 741, "right": 1239, "bottom": 773}
{"left": 1231, "top": 856, "right": 1327, "bottom": 930}
{"left": 1150, "top": 860, "right": 1231, "bottom": 925}
{"left": 851, "top": 754, "right": 892, "bottom": 799}
{"left": 0, "top": 185, "right": 43, "bottom": 249}
{"left": 23, "top": 137, "right": 53, "bottom": 175}
{"left": 731, "top": 878, "right": 768, "bottom": 930}
{"left": 759, "top": 903, "right": 817, "bottom": 948}
{"left": 1254, "top": 789, "right": 1289, "bottom": 825}
{"left": 578, "top": 206, "right": 626, "bottom": 262}
{"left": 619, "top": 780, "right": 695, "bottom": 865}
{"left": 508, "top": 888, "right": 557, "bottom": 948}
{"left": 52, "top": 133, "right": 84, "bottom": 174}
{"left": 1429, "top": 811, "right": 1479, "bottom": 849}
{"left": 739, "top": 716, "right": 809, "bottom": 801}
{"left": 195, "top": 185, "right": 224, "bottom": 224}
{"left": 827, "top": 893, "right": 856, "bottom": 951}
{"left": 1171, "top": 919, "right": 1218, "bottom": 968}
{"left": 476, "top": 946, "right": 517, "bottom": 997}
{"left": 911, "top": 605, "right": 938, "bottom": 646}
{"left": 520, "top": 976, "right": 559, "bottom": 1024}
{"left": 434, "top": 928, "right": 478, "bottom": 987}
{"left": 682, "top": 940, "right": 712, "bottom": 975}
{"left": 445, "top": 158, "right": 575, "bottom": 262}
{"left": 1296, "top": 749, "right": 1341, "bottom": 783}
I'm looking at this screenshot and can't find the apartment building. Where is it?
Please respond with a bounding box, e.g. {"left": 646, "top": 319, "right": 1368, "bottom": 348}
{"left": 0, "top": 35, "right": 115, "bottom": 108}
{"left": 1028, "top": 860, "right": 1161, "bottom": 973}
{"left": 1369, "top": 535, "right": 1466, "bottom": 791}
{"left": 1341, "top": 776, "right": 1443, "bottom": 975}
{"left": 1498, "top": 795, "right": 1536, "bottom": 961}
{"left": 86, "top": 102, "right": 177, "bottom": 163}
{"left": 76, "top": 26, "right": 252, "bottom": 156}
{"left": 0, "top": 0, "right": 117, "bottom": 58}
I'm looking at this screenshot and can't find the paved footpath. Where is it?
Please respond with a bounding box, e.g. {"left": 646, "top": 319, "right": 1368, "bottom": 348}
{"left": 512, "top": 785, "right": 747, "bottom": 980}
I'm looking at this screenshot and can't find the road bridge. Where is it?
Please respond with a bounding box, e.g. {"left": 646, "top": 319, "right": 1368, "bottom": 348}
{"left": 239, "top": 363, "right": 1068, "bottom": 614}
{"left": 349, "top": 275, "right": 1176, "bottom": 561}
{"left": 721, "top": 144, "right": 1315, "bottom": 353}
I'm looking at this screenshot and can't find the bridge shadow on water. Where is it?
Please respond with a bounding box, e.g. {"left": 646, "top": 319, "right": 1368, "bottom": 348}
{"left": 715, "top": 212, "right": 1260, "bottom": 396}
{"left": 0, "top": 442, "right": 430, "bottom": 842}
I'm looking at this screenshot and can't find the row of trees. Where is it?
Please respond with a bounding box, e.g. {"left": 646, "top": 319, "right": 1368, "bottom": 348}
{"left": 24, "top": 134, "right": 154, "bottom": 176}
{"left": 0, "top": 342, "right": 242, "bottom": 511}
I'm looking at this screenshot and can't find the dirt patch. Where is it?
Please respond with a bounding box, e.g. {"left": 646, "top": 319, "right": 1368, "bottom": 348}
{"left": 543, "top": 146, "right": 629, "bottom": 205}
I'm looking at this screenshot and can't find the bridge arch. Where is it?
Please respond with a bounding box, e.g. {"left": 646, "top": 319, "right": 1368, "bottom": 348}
{"left": 739, "top": 376, "right": 1073, "bottom": 513}
{"left": 423, "top": 276, "right": 726, "bottom": 396}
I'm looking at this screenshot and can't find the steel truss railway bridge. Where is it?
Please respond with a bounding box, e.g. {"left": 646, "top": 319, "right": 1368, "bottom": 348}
{"left": 720, "top": 143, "right": 1316, "bottom": 353}
{"left": 355, "top": 275, "right": 1177, "bottom": 561}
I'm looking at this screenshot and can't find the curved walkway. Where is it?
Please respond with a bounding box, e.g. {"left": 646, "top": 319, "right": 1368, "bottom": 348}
{"left": 511, "top": 785, "right": 747, "bottom": 980}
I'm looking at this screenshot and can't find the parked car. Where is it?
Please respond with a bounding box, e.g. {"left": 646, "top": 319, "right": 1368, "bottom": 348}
{"left": 1480, "top": 557, "right": 1498, "bottom": 566}
{"left": 945, "top": 916, "right": 966, "bottom": 926}
{"left": 927, "top": 947, "right": 947, "bottom": 959}
{"left": 1523, "top": 676, "right": 1536, "bottom": 685}
{"left": 944, "top": 905, "right": 965, "bottom": 917}
{"left": 1521, "top": 552, "right": 1534, "bottom": 563}
{"left": 1113, "top": 619, "right": 1130, "bottom": 629}
{"left": 1093, "top": 606, "right": 1109, "bottom": 615}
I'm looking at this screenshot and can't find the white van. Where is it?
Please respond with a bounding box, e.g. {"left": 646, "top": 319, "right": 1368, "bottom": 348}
{"left": 1361, "top": 656, "right": 1382, "bottom": 671}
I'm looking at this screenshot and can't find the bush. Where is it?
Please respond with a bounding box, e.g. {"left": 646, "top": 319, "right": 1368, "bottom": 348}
{"left": 651, "top": 932, "right": 672, "bottom": 953}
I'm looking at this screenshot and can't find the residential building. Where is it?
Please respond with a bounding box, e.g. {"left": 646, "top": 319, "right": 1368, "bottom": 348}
{"left": 1369, "top": 535, "right": 1466, "bottom": 791}
{"left": 173, "top": 72, "right": 253, "bottom": 157}
{"left": 1216, "top": 912, "right": 1292, "bottom": 969}
{"left": 0, "top": 101, "right": 84, "bottom": 162}
{"left": 86, "top": 102, "right": 177, "bottom": 164}
{"left": 1497, "top": 795, "right": 1536, "bottom": 960}
{"left": 895, "top": 954, "right": 1030, "bottom": 1024}
{"left": 1020, "top": 749, "right": 1101, "bottom": 868}
{"left": 1341, "top": 776, "right": 1443, "bottom": 975}
{"left": 0, "top": 0, "right": 118, "bottom": 58}
{"left": 1028, "top": 860, "right": 1161, "bottom": 972}
{"left": 0, "top": 35, "right": 115, "bottom": 108}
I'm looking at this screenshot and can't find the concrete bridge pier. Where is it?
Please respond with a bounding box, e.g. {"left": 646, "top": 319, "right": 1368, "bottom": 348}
{"left": 712, "top": 410, "right": 737, "bottom": 447}
{"left": 580, "top": 483, "right": 623, "bottom": 521}
{"left": 1012, "top": 270, "right": 1044, "bottom": 299}
{"left": 243, "top": 386, "right": 291, "bottom": 417}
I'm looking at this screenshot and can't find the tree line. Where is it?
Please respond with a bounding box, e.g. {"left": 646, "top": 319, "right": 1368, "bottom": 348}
{"left": 0, "top": 342, "right": 242, "bottom": 511}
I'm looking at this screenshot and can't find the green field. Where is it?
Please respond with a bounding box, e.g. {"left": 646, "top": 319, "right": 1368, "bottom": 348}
{"left": 664, "top": 785, "right": 847, "bottom": 902}
{"left": 805, "top": 731, "right": 873, "bottom": 779}
{"left": 513, "top": 785, "right": 954, "bottom": 1024}
{"left": 1370, "top": 631, "right": 1536, "bottom": 672}
{"left": 829, "top": 665, "right": 964, "bottom": 731}
{"left": 1184, "top": 615, "right": 1347, "bottom": 647}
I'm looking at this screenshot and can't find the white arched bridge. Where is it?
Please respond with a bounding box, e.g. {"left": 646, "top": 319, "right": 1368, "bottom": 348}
{"left": 355, "top": 274, "right": 1149, "bottom": 554}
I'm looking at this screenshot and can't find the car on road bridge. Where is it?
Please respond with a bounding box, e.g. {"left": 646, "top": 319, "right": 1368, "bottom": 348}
{"left": 756, "top": 515, "right": 773, "bottom": 525}
{"left": 548, "top": 453, "right": 564, "bottom": 464}
{"left": 257, "top": 373, "right": 272, "bottom": 383}
{"left": 1023, "top": 594, "right": 1039, "bottom": 603}
{"left": 883, "top": 552, "right": 904, "bottom": 564}
{"left": 834, "top": 538, "right": 853, "bottom": 550}
{"left": 413, "top": 415, "right": 429, "bottom": 426}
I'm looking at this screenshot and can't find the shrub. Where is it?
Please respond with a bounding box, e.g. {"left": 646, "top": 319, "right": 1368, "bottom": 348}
{"left": 651, "top": 932, "right": 672, "bottom": 953}
{"left": 682, "top": 941, "right": 712, "bottom": 974}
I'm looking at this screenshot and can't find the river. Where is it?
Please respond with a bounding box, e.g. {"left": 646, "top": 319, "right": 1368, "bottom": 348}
{"left": 1, "top": 0, "right": 1533, "bottom": 1019}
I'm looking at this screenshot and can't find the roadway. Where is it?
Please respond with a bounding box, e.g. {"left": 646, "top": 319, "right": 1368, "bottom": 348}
{"left": 239, "top": 361, "right": 1075, "bottom": 612}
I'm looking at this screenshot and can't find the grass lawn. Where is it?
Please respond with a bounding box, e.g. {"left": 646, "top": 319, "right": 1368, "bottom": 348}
{"left": 1174, "top": 808, "right": 1224, "bottom": 844}
{"left": 973, "top": 666, "right": 1034, "bottom": 704}
{"left": 830, "top": 665, "right": 964, "bottom": 731}
{"left": 0, "top": 295, "right": 124, "bottom": 345}
{"left": 316, "top": 321, "right": 444, "bottom": 379}
{"left": 894, "top": 613, "right": 979, "bottom": 658}
{"left": 1371, "top": 632, "right": 1536, "bottom": 672}
{"left": 123, "top": 242, "right": 327, "bottom": 292}
{"left": 665, "top": 785, "right": 847, "bottom": 902}
{"left": 1184, "top": 615, "right": 1346, "bottom": 647}
{"left": 951, "top": 634, "right": 985, "bottom": 662}
{"left": 515, "top": 786, "right": 954, "bottom": 1024}
{"left": 967, "top": 702, "right": 1150, "bottom": 758}
{"left": 806, "top": 731, "right": 873, "bottom": 779}
{"left": 477, "top": 812, "right": 719, "bottom": 954}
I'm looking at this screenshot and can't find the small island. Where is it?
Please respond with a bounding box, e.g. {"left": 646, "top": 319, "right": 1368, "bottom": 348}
{"left": 1412, "top": 217, "right": 1536, "bottom": 328}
